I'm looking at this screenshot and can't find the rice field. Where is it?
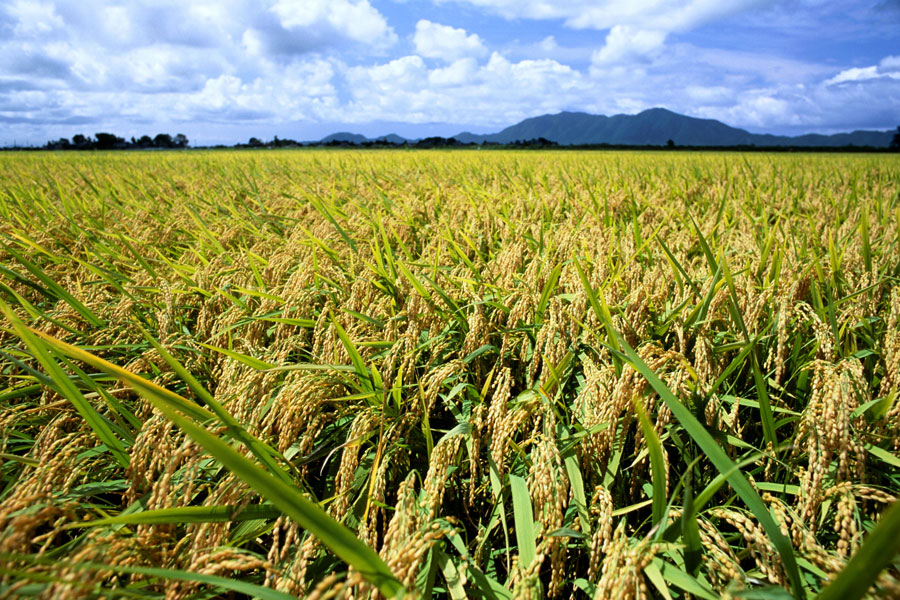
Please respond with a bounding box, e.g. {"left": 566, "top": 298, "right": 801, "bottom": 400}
{"left": 1, "top": 149, "right": 899, "bottom": 599}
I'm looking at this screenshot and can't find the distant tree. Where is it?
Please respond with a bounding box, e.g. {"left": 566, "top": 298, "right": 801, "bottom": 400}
{"left": 248, "top": 137, "right": 263, "bottom": 147}
{"left": 44, "top": 137, "right": 71, "bottom": 150}
{"left": 666, "top": 139, "right": 675, "bottom": 148}
{"left": 95, "top": 133, "right": 124, "bottom": 150}
{"left": 173, "top": 133, "right": 189, "bottom": 148}
{"left": 72, "top": 134, "right": 88, "bottom": 147}
{"left": 136, "top": 135, "right": 153, "bottom": 148}
{"left": 891, "top": 126, "right": 900, "bottom": 151}
{"left": 153, "top": 133, "right": 174, "bottom": 148}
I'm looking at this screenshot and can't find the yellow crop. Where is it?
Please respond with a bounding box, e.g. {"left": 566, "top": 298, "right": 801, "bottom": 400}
{"left": 1, "top": 149, "right": 898, "bottom": 598}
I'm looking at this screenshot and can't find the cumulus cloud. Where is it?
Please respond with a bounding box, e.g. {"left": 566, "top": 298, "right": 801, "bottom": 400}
{"left": 1, "top": 0, "right": 897, "bottom": 145}
{"left": 825, "top": 56, "right": 900, "bottom": 85}
{"left": 342, "top": 51, "right": 586, "bottom": 126}
{"left": 0, "top": 0, "right": 395, "bottom": 142}
{"left": 434, "top": 0, "right": 775, "bottom": 33}
{"left": 270, "top": 0, "right": 397, "bottom": 49}
{"left": 6, "top": 0, "right": 64, "bottom": 36}
{"left": 413, "top": 20, "right": 487, "bottom": 62}
{"left": 591, "top": 26, "right": 666, "bottom": 67}
{"left": 429, "top": 58, "right": 479, "bottom": 86}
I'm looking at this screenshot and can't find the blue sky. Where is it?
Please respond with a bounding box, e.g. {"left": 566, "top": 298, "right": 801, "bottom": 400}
{"left": 1, "top": 0, "right": 898, "bottom": 145}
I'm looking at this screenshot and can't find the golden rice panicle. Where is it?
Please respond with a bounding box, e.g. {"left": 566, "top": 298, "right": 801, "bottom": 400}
{"left": 765, "top": 293, "right": 793, "bottom": 387}
{"left": 527, "top": 434, "right": 569, "bottom": 597}
{"left": 468, "top": 402, "right": 487, "bottom": 504}
{"left": 831, "top": 485, "right": 859, "bottom": 558}
{"left": 592, "top": 522, "right": 658, "bottom": 600}
{"left": 423, "top": 435, "right": 463, "bottom": 520}
{"left": 709, "top": 507, "right": 787, "bottom": 587}
{"left": 259, "top": 372, "right": 336, "bottom": 463}
{"left": 587, "top": 485, "right": 614, "bottom": 582}
{"left": 796, "top": 359, "right": 868, "bottom": 525}
{"left": 878, "top": 289, "right": 900, "bottom": 434}
{"left": 380, "top": 473, "right": 421, "bottom": 564}
{"left": 696, "top": 515, "right": 744, "bottom": 588}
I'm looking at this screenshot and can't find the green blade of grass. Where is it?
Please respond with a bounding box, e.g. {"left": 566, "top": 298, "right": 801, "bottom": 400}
{"left": 0, "top": 281, "right": 86, "bottom": 337}
{"left": 0, "top": 552, "right": 297, "bottom": 600}
{"left": 4, "top": 245, "right": 104, "bottom": 327}
{"left": 816, "top": 500, "right": 900, "bottom": 600}
{"left": 157, "top": 399, "right": 403, "bottom": 597}
{"left": 719, "top": 251, "right": 777, "bottom": 451}
{"left": 509, "top": 474, "right": 537, "bottom": 570}
{"left": 573, "top": 257, "right": 618, "bottom": 352}
{"left": 632, "top": 395, "right": 667, "bottom": 528}
{"left": 559, "top": 430, "right": 592, "bottom": 536}
{"left": 681, "top": 468, "right": 702, "bottom": 576}
{"left": 436, "top": 548, "right": 468, "bottom": 600}
{"left": 656, "top": 236, "right": 701, "bottom": 297}
{"left": 609, "top": 333, "right": 804, "bottom": 599}
{"left": 0, "top": 300, "right": 129, "bottom": 469}
{"left": 29, "top": 330, "right": 403, "bottom": 597}
{"left": 198, "top": 342, "right": 276, "bottom": 370}
{"left": 536, "top": 263, "right": 562, "bottom": 321}
{"left": 650, "top": 558, "right": 718, "bottom": 600}
{"left": 32, "top": 328, "right": 216, "bottom": 424}
{"left": 67, "top": 504, "right": 281, "bottom": 528}
{"left": 397, "top": 260, "right": 432, "bottom": 301}
{"left": 141, "top": 324, "right": 294, "bottom": 485}
{"left": 332, "top": 317, "right": 374, "bottom": 394}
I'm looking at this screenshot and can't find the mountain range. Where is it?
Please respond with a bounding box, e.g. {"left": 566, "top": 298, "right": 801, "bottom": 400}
{"left": 319, "top": 108, "right": 895, "bottom": 147}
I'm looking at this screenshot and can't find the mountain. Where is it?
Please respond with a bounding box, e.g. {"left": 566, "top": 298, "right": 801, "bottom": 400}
{"left": 319, "top": 132, "right": 408, "bottom": 144}
{"left": 453, "top": 108, "right": 894, "bottom": 147}
{"left": 374, "top": 133, "right": 408, "bottom": 144}
{"left": 320, "top": 132, "right": 370, "bottom": 144}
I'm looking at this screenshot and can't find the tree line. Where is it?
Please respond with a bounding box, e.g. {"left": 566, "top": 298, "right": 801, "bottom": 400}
{"left": 17, "top": 126, "right": 900, "bottom": 151}
{"left": 43, "top": 133, "right": 189, "bottom": 150}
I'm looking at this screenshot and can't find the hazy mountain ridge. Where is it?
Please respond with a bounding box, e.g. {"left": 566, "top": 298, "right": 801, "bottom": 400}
{"left": 321, "top": 108, "right": 894, "bottom": 147}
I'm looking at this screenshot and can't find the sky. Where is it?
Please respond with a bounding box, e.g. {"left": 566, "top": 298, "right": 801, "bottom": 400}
{"left": 1, "top": 0, "right": 898, "bottom": 146}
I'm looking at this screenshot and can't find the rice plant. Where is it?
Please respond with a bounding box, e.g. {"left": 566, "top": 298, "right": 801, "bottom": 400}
{"left": 1, "top": 149, "right": 899, "bottom": 598}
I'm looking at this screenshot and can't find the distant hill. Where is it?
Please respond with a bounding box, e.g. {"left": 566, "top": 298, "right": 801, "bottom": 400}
{"left": 320, "top": 132, "right": 370, "bottom": 144}
{"left": 453, "top": 108, "right": 894, "bottom": 147}
{"left": 319, "top": 132, "right": 408, "bottom": 144}
{"left": 374, "top": 134, "right": 407, "bottom": 144}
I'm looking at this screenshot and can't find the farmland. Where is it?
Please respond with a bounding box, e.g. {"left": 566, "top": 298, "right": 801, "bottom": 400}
{"left": 0, "top": 149, "right": 898, "bottom": 599}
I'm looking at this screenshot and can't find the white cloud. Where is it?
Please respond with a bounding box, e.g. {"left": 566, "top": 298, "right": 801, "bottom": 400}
{"left": 342, "top": 51, "right": 586, "bottom": 126}
{"left": 591, "top": 26, "right": 666, "bottom": 67}
{"left": 691, "top": 57, "right": 900, "bottom": 133}
{"left": 7, "top": 0, "right": 64, "bottom": 36}
{"left": 270, "top": 0, "right": 396, "bottom": 48}
{"left": 353, "top": 55, "right": 427, "bottom": 88}
{"left": 881, "top": 55, "right": 900, "bottom": 72}
{"left": 434, "top": 0, "right": 775, "bottom": 33}
{"left": 0, "top": 0, "right": 897, "bottom": 146}
{"left": 718, "top": 93, "right": 797, "bottom": 127}
{"left": 538, "top": 36, "right": 557, "bottom": 52}
{"left": 826, "top": 57, "right": 900, "bottom": 86}
{"left": 429, "top": 58, "right": 478, "bottom": 85}
{"left": 413, "top": 20, "right": 487, "bottom": 62}
{"left": 826, "top": 66, "right": 880, "bottom": 85}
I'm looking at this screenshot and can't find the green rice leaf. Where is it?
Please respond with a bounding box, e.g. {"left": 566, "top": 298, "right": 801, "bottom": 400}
{"left": 816, "top": 500, "right": 900, "bottom": 600}
{"left": 0, "top": 300, "right": 129, "bottom": 469}
{"left": 509, "top": 474, "right": 537, "bottom": 570}
{"left": 610, "top": 333, "right": 805, "bottom": 599}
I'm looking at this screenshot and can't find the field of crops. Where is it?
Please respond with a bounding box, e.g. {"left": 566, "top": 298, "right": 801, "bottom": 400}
{"left": 0, "top": 149, "right": 898, "bottom": 599}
